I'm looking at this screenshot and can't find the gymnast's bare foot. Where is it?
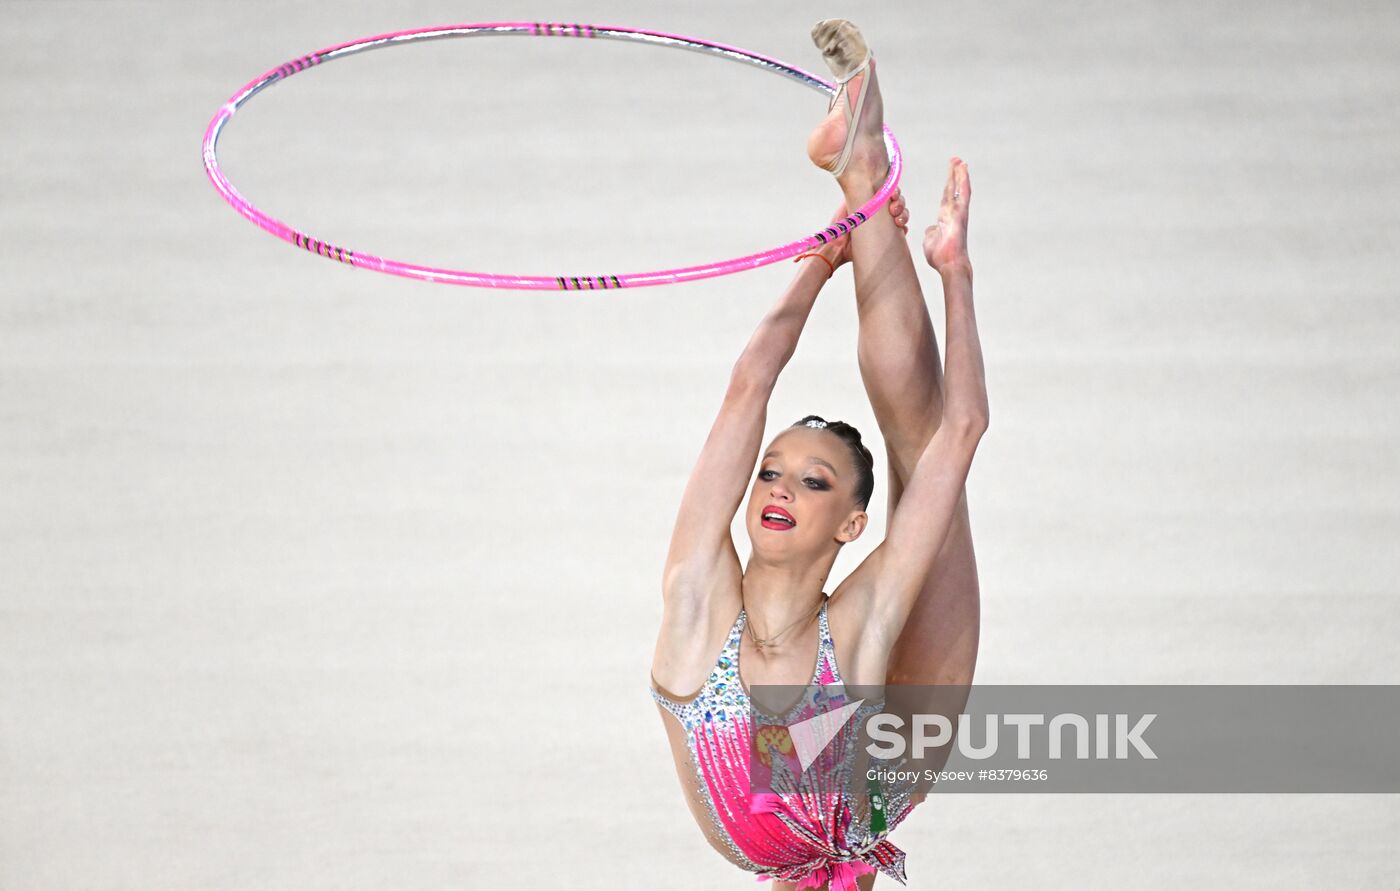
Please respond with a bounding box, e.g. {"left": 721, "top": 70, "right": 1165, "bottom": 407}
{"left": 924, "top": 157, "right": 972, "bottom": 277}
{"left": 806, "top": 19, "right": 889, "bottom": 199}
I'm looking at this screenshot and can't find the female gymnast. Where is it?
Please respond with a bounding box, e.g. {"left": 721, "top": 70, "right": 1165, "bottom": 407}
{"left": 649, "top": 20, "right": 987, "bottom": 890}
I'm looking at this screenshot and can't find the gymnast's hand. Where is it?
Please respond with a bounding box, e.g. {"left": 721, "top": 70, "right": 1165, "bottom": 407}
{"left": 819, "top": 187, "right": 909, "bottom": 269}
{"left": 923, "top": 157, "right": 971, "bottom": 276}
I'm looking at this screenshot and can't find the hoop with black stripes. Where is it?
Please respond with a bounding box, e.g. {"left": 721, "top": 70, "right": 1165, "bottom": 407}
{"left": 202, "top": 22, "right": 903, "bottom": 290}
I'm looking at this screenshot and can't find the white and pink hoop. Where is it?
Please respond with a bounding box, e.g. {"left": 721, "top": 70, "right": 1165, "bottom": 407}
{"left": 202, "top": 22, "right": 903, "bottom": 290}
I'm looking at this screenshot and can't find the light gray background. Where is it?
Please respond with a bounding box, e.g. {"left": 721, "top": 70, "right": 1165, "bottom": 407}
{"left": 2, "top": 1, "right": 1397, "bottom": 888}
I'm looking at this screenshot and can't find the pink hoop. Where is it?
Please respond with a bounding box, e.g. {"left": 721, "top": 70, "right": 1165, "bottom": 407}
{"left": 202, "top": 22, "right": 903, "bottom": 290}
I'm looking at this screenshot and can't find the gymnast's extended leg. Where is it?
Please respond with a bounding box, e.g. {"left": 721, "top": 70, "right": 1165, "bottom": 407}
{"left": 807, "top": 22, "right": 981, "bottom": 700}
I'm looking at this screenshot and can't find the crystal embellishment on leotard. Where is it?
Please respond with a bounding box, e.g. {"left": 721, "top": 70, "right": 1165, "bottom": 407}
{"left": 650, "top": 603, "right": 911, "bottom": 890}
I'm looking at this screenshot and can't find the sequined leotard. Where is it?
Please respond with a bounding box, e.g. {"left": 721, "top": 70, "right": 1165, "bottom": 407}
{"left": 651, "top": 602, "right": 912, "bottom": 890}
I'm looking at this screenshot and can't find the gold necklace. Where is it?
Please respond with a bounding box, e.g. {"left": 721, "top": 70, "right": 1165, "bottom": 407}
{"left": 745, "top": 599, "right": 823, "bottom": 651}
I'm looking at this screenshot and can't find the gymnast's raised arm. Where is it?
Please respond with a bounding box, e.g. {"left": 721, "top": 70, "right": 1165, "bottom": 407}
{"left": 659, "top": 248, "right": 837, "bottom": 617}
{"left": 660, "top": 195, "right": 910, "bottom": 603}
{"left": 659, "top": 193, "right": 907, "bottom": 618}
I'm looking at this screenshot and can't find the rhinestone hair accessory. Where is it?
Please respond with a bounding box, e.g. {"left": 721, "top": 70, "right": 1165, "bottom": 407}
{"left": 804, "top": 419, "right": 829, "bottom": 429}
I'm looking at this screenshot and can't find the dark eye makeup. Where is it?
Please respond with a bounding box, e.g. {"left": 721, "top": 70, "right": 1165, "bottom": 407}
{"left": 758, "top": 467, "right": 830, "bottom": 491}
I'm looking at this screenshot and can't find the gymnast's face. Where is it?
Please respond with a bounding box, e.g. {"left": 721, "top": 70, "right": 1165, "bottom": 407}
{"left": 745, "top": 427, "right": 867, "bottom": 555}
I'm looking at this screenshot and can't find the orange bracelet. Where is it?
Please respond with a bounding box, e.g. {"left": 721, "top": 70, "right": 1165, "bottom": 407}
{"left": 793, "top": 251, "right": 836, "bottom": 277}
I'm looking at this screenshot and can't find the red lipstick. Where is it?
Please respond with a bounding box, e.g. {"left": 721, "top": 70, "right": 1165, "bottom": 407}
{"left": 760, "top": 505, "right": 797, "bottom": 531}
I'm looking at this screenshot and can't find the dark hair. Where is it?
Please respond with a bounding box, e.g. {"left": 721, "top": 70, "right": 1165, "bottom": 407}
{"left": 789, "top": 415, "right": 875, "bottom": 510}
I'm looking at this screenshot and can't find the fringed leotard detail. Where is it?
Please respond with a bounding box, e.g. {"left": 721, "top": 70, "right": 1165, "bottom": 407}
{"left": 651, "top": 603, "right": 913, "bottom": 890}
